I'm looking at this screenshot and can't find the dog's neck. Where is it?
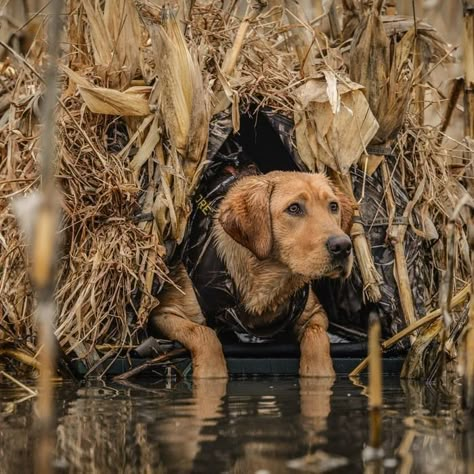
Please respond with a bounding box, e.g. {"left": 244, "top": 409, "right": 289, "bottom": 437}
{"left": 213, "top": 223, "right": 307, "bottom": 315}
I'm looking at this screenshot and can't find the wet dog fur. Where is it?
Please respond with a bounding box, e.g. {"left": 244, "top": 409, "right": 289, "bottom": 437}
{"left": 150, "top": 171, "right": 354, "bottom": 378}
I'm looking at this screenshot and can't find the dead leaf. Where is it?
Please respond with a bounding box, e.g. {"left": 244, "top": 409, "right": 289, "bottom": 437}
{"left": 294, "top": 77, "right": 379, "bottom": 174}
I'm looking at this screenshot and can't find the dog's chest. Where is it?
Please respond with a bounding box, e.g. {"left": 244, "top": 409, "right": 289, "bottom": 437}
{"left": 236, "top": 300, "right": 292, "bottom": 329}
{"left": 181, "top": 162, "right": 310, "bottom": 340}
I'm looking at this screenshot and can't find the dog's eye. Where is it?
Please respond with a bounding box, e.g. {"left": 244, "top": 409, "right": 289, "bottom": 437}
{"left": 329, "top": 201, "right": 339, "bottom": 213}
{"left": 286, "top": 203, "right": 303, "bottom": 215}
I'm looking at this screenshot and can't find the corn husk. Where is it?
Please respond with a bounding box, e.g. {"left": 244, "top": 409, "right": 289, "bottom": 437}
{"left": 64, "top": 66, "right": 152, "bottom": 115}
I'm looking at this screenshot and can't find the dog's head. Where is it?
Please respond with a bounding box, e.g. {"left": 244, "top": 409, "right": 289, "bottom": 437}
{"left": 217, "top": 171, "right": 354, "bottom": 280}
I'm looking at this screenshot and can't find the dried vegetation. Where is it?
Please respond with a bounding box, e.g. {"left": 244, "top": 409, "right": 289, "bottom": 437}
{"left": 0, "top": 0, "right": 473, "bottom": 379}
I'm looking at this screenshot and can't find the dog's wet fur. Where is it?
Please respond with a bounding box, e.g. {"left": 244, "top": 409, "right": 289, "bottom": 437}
{"left": 150, "top": 172, "right": 354, "bottom": 378}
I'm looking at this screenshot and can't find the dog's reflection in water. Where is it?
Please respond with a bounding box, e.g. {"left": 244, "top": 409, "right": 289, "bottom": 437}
{"left": 228, "top": 378, "right": 336, "bottom": 474}
{"left": 155, "top": 377, "right": 336, "bottom": 474}
{"left": 55, "top": 377, "right": 335, "bottom": 473}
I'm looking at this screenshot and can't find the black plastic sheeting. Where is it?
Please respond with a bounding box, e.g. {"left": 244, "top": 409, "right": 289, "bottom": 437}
{"left": 131, "top": 339, "right": 371, "bottom": 359}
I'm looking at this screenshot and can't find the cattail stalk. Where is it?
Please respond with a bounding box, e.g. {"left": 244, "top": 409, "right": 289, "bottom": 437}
{"left": 33, "top": 0, "right": 63, "bottom": 472}
{"left": 368, "top": 316, "right": 382, "bottom": 449}
{"left": 362, "top": 314, "right": 384, "bottom": 471}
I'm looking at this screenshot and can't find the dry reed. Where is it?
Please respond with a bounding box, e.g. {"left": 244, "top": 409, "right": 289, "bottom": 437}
{"left": 0, "top": 0, "right": 472, "bottom": 380}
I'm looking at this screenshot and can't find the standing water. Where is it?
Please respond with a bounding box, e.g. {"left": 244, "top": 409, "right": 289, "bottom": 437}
{"left": 0, "top": 376, "right": 469, "bottom": 473}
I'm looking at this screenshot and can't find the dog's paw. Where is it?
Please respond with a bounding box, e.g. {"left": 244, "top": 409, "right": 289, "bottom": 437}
{"left": 193, "top": 354, "right": 228, "bottom": 379}
{"left": 299, "top": 360, "right": 336, "bottom": 378}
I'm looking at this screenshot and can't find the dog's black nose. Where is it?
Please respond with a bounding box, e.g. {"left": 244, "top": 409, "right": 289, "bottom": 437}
{"left": 326, "top": 235, "right": 352, "bottom": 259}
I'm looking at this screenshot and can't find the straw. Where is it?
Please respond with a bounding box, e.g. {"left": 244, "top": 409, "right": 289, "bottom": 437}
{"left": 0, "top": 0, "right": 470, "bottom": 381}
{"left": 463, "top": 1, "right": 474, "bottom": 139}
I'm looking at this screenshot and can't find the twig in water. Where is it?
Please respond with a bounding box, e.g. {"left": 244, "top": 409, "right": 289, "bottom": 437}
{"left": 113, "top": 348, "right": 188, "bottom": 381}
{"left": 0, "top": 370, "right": 38, "bottom": 396}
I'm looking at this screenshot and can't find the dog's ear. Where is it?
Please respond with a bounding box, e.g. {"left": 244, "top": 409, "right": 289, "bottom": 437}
{"left": 335, "top": 189, "right": 355, "bottom": 234}
{"left": 218, "top": 177, "right": 273, "bottom": 260}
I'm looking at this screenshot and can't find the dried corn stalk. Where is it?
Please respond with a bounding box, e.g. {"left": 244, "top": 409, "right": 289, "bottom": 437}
{"left": 141, "top": 5, "right": 210, "bottom": 244}
{"left": 348, "top": 6, "right": 451, "bottom": 144}
{"left": 349, "top": 2, "right": 389, "bottom": 120}
{"left": 380, "top": 160, "right": 417, "bottom": 333}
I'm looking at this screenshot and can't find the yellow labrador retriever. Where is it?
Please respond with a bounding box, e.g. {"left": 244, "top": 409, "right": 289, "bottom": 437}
{"left": 150, "top": 171, "right": 353, "bottom": 378}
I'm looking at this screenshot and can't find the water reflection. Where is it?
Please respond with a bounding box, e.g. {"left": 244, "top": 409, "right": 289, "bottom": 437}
{"left": 0, "top": 376, "right": 471, "bottom": 473}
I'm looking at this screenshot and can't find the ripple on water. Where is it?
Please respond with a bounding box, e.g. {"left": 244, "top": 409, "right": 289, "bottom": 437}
{"left": 0, "top": 376, "right": 469, "bottom": 474}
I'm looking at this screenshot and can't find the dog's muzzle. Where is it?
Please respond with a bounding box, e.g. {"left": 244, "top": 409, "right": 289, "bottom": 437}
{"left": 326, "top": 235, "right": 352, "bottom": 262}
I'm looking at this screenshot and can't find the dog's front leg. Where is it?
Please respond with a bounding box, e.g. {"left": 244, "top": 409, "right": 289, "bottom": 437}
{"left": 152, "top": 312, "right": 228, "bottom": 379}
{"left": 295, "top": 291, "right": 335, "bottom": 377}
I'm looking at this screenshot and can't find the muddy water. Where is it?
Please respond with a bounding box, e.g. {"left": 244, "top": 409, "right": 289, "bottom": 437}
{"left": 0, "top": 376, "right": 470, "bottom": 473}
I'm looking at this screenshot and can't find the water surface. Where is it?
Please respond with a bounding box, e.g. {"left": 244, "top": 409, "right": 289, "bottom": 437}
{"left": 0, "top": 376, "right": 469, "bottom": 473}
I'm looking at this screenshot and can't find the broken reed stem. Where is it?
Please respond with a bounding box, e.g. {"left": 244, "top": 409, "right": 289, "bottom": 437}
{"left": 337, "top": 174, "right": 382, "bottom": 303}
{"left": 36, "top": 303, "right": 56, "bottom": 422}
{"left": 220, "top": 0, "right": 265, "bottom": 78}
{"left": 437, "top": 77, "right": 464, "bottom": 144}
{"left": 0, "top": 348, "right": 42, "bottom": 370}
{"left": 1, "top": 370, "right": 37, "bottom": 396}
{"left": 464, "top": 204, "right": 474, "bottom": 409}
{"left": 349, "top": 285, "right": 471, "bottom": 377}
{"left": 380, "top": 160, "right": 417, "bottom": 332}
{"left": 351, "top": 215, "right": 383, "bottom": 302}
{"left": 368, "top": 316, "right": 382, "bottom": 449}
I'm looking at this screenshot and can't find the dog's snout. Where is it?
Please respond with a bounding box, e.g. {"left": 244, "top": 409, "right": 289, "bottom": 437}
{"left": 326, "top": 235, "right": 352, "bottom": 259}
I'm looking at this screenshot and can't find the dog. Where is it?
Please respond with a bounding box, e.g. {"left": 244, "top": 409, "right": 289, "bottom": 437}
{"left": 150, "top": 170, "right": 353, "bottom": 378}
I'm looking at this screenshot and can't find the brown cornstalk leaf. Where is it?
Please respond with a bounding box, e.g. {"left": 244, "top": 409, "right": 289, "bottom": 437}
{"left": 64, "top": 65, "right": 151, "bottom": 115}
{"left": 78, "top": 86, "right": 152, "bottom": 116}
{"left": 104, "top": 0, "right": 142, "bottom": 80}
{"left": 294, "top": 75, "right": 379, "bottom": 174}
{"left": 81, "top": 0, "right": 115, "bottom": 66}
{"left": 129, "top": 116, "right": 161, "bottom": 172}
{"left": 349, "top": 7, "right": 390, "bottom": 140}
